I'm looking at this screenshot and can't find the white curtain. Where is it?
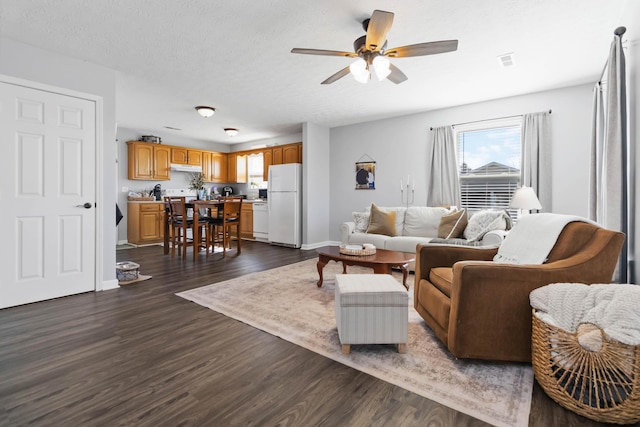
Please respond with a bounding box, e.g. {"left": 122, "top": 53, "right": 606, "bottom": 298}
{"left": 426, "top": 126, "right": 460, "bottom": 207}
{"left": 521, "top": 112, "right": 552, "bottom": 211}
{"left": 589, "top": 28, "right": 630, "bottom": 283}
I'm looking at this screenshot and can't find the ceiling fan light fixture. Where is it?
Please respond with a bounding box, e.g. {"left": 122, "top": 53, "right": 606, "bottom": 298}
{"left": 349, "top": 58, "right": 369, "bottom": 83}
{"left": 224, "top": 128, "right": 239, "bottom": 137}
{"left": 372, "top": 55, "right": 391, "bottom": 81}
{"left": 195, "top": 106, "right": 215, "bottom": 118}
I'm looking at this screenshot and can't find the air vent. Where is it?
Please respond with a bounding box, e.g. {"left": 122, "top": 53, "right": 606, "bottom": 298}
{"left": 497, "top": 53, "right": 515, "bottom": 67}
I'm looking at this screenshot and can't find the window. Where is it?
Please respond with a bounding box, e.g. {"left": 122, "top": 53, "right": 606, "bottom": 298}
{"left": 455, "top": 117, "right": 521, "bottom": 218}
{"left": 247, "top": 153, "right": 267, "bottom": 189}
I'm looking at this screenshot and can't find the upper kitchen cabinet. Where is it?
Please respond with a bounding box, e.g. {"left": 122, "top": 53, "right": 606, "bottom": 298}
{"left": 272, "top": 142, "right": 301, "bottom": 166}
{"left": 263, "top": 149, "right": 273, "bottom": 181}
{"left": 283, "top": 143, "right": 300, "bottom": 164}
{"left": 171, "top": 147, "right": 203, "bottom": 166}
{"left": 201, "top": 151, "right": 227, "bottom": 183}
{"left": 211, "top": 152, "right": 227, "bottom": 183}
{"left": 127, "top": 141, "right": 171, "bottom": 180}
{"left": 228, "top": 153, "right": 247, "bottom": 183}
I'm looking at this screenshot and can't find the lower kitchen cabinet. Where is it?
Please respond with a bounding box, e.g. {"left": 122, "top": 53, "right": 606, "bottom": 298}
{"left": 127, "top": 202, "right": 165, "bottom": 245}
{"left": 240, "top": 203, "right": 254, "bottom": 239}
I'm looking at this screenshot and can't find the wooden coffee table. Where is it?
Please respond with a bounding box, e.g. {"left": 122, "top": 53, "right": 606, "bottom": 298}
{"left": 316, "top": 246, "right": 415, "bottom": 290}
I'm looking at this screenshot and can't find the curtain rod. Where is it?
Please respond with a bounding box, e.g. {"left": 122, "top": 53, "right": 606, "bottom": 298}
{"left": 429, "top": 109, "right": 552, "bottom": 131}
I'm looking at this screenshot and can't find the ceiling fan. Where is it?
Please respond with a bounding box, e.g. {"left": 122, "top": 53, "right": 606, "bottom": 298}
{"left": 291, "top": 10, "right": 458, "bottom": 85}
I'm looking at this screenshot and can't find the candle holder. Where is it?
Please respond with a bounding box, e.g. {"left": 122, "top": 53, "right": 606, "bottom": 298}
{"left": 400, "top": 184, "right": 415, "bottom": 208}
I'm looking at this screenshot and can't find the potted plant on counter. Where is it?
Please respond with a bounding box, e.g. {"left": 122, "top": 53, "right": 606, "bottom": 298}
{"left": 189, "top": 172, "right": 206, "bottom": 200}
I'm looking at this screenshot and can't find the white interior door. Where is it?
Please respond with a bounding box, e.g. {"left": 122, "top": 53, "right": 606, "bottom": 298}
{"left": 0, "top": 81, "right": 96, "bottom": 309}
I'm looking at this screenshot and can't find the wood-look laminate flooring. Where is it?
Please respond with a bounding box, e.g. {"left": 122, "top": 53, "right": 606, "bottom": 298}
{"left": 0, "top": 241, "right": 617, "bottom": 426}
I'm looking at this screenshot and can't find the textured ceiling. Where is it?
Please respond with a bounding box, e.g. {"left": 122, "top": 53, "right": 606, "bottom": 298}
{"left": 1, "top": 0, "right": 637, "bottom": 145}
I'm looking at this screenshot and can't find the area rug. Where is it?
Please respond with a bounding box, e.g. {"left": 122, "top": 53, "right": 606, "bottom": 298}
{"left": 177, "top": 260, "right": 533, "bottom": 427}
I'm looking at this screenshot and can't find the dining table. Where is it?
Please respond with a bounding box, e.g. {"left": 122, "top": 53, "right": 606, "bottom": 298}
{"left": 164, "top": 199, "right": 224, "bottom": 261}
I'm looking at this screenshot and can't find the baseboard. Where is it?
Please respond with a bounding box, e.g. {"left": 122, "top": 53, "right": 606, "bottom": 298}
{"left": 101, "top": 279, "right": 120, "bottom": 291}
{"left": 301, "top": 241, "right": 340, "bottom": 250}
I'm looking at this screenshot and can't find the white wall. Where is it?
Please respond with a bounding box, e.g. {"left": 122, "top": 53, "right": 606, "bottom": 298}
{"left": 302, "top": 123, "right": 331, "bottom": 248}
{"left": 0, "top": 37, "right": 118, "bottom": 287}
{"left": 329, "top": 84, "right": 595, "bottom": 241}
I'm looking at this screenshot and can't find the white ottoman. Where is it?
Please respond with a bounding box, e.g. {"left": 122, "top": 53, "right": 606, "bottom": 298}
{"left": 335, "top": 274, "right": 408, "bottom": 354}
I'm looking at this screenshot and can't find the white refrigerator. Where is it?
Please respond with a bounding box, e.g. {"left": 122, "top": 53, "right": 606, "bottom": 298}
{"left": 268, "top": 163, "right": 302, "bottom": 248}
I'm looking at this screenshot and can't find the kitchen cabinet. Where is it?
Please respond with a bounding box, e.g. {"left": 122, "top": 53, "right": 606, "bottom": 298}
{"left": 211, "top": 152, "right": 227, "bottom": 183}
{"left": 240, "top": 203, "right": 253, "bottom": 239}
{"left": 201, "top": 151, "right": 211, "bottom": 181}
{"left": 227, "top": 153, "right": 247, "bottom": 183}
{"left": 127, "top": 202, "right": 165, "bottom": 245}
{"left": 200, "top": 150, "right": 227, "bottom": 183}
{"left": 127, "top": 141, "right": 171, "bottom": 180}
{"left": 171, "top": 147, "right": 202, "bottom": 166}
{"left": 283, "top": 144, "right": 300, "bottom": 164}
{"left": 272, "top": 146, "right": 283, "bottom": 165}
{"left": 271, "top": 143, "right": 301, "bottom": 166}
{"left": 263, "top": 149, "right": 273, "bottom": 181}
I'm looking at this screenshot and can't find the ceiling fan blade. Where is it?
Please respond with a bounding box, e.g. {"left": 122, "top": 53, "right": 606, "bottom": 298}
{"left": 321, "top": 66, "right": 351, "bottom": 85}
{"left": 384, "top": 40, "right": 458, "bottom": 58}
{"left": 387, "top": 64, "right": 408, "bottom": 84}
{"left": 365, "top": 10, "right": 394, "bottom": 51}
{"left": 291, "top": 48, "right": 357, "bottom": 58}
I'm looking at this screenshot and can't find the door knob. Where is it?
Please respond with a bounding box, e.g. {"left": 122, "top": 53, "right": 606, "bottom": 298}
{"left": 76, "top": 202, "right": 93, "bottom": 209}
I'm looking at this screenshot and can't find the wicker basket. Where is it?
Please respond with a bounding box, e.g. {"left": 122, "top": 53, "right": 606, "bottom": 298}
{"left": 339, "top": 244, "right": 376, "bottom": 256}
{"left": 531, "top": 310, "right": 640, "bottom": 424}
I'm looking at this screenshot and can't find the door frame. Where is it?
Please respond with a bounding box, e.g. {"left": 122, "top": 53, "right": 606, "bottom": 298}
{"left": 1, "top": 74, "right": 104, "bottom": 292}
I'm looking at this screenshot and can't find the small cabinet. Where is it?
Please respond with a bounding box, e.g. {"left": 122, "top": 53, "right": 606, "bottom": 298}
{"left": 240, "top": 203, "right": 253, "bottom": 239}
{"left": 227, "top": 153, "right": 247, "bottom": 183}
{"left": 127, "top": 202, "right": 165, "bottom": 245}
{"left": 127, "top": 141, "right": 171, "bottom": 180}
{"left": 273, "top": 146, "right": 283, "bottom": 165}
{"left": 263, "top": 149, "right": 273, "bottom": 181}
{"left": 211, "top": 152, "right": 227, "bottom": 183}
{"left": 283, "top": 144, "right": 299, "bottom": 164}
{"left": 172, "top": 147, "right": 202, "bottom": 166}
{"left": 202, "top": 151, "right": 212, "bottom": 182}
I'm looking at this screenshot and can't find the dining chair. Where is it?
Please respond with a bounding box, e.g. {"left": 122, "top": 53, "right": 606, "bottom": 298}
{"left": 207, "top": 196, "right": 243, "bottom": 257}
{"left": 164, "top": 196, "right": 208, "bottom": 259}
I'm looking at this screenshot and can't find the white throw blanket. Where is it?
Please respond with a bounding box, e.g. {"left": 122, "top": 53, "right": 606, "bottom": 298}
{"left": 493, "top": 213, "right": 593, "bottom": 264}
{"left": 530, "top": 283, "right": 640, "bottom": 345}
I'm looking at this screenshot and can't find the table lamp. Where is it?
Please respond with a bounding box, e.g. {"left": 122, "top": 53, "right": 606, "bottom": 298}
{"left": 510, "top": 186, "right": 542, "bottom": 216}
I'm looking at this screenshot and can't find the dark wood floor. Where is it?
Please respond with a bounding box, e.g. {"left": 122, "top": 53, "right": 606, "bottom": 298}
{"left": 0, "top": 241, "right": 623, "bottom": 426}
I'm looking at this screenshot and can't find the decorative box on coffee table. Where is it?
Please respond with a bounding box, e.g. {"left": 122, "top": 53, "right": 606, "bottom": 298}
{"left": 335, "top": 274, "right": 408, "bottom": 355}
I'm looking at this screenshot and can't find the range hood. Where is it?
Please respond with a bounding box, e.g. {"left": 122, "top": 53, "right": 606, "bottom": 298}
{"left": 170, "top": 163, "right": 202, "bottom": 173}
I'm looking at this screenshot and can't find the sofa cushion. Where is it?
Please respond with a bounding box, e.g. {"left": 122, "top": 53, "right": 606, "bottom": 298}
{"left": 463, "top": 209, "right": 511, "bottom": 242}
{"left": 385, "top": 236, "right": 434, "bottom": 253}
{"left": 347, "top": 232, "right": 391, "bottom": 249}
{"left": 429, "top": 267, "right": 453, "bottom": 297}
{"left": 366, "top": 203, "right": 396, "bottom": 236}
{"left": 403, "top": 207, "right": 449, "bottom": 237}
{"left": 438, "top": 209, "right": 468, "bottom": 238}
{"left": 352, "top": 211, "right": 370, "bottom": 233}
{"left": 366, "top": 205, "right": 406, "bottom": 236}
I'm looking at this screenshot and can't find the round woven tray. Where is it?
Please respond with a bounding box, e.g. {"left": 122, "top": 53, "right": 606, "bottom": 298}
{"left": 339, "top": 245, "right": 376, "bottom": 256}
{"left": 531, "top": 309, "right": 640, "bottom": 424}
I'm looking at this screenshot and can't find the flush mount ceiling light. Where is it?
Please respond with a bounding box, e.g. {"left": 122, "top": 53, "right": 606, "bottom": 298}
{"left": 224, "top": 128, "right": 239, "bottom": 137}
{"left": 195, "top": 106, "right": 215, "bottom": 118}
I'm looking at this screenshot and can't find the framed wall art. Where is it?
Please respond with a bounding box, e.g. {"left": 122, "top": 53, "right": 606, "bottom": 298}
{"left": 355, "top": 161, "right": 375, "bottom": 190}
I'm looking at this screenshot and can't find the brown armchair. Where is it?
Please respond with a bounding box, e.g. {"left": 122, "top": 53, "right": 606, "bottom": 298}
{"left": 414, "top": 221, "right": 625, "bottom": 362}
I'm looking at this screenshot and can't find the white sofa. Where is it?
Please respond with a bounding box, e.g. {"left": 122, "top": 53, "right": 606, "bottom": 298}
{"left": 340, "top": 206, "right": 510, "bottom": 255}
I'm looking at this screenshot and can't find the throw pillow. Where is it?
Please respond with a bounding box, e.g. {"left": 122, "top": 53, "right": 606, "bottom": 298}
{"left": 438, "top": 209, "right": 468, "bottom": 239}
{"left": 352, "top": 211, "right": 370, "bottom": 233}
{"left": 463, "top": 209, "right": 510, "bottom": 242}
{"left": 366, "top": 203, "right": 396, "bottom": 236}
